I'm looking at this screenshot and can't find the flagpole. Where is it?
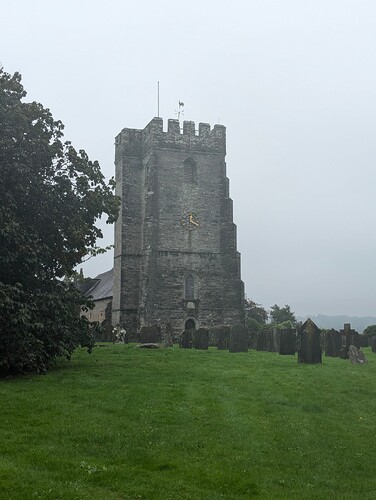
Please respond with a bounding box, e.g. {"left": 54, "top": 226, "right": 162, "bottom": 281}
{"left": 157, "top": 81, "right": 160, "bottom": 118}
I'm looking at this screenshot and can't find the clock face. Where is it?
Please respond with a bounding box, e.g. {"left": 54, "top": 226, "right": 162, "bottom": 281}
{"left": 181, "top": 211, "right": 200, "bottom": 230}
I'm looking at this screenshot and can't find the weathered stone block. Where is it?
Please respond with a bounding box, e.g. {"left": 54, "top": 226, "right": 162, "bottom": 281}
{"left": 214, "top": 326, "right": 230, "bottom": 350}
{"left": 138, "top": 325, "right": 161, "bottom": 344}
{"left": 297, "top": 318, "right": 322, "bottom": 364}
{"left": 325, "top": 328, "right": 341, "bottom": 357}
{"left": 279, "top": 328, "right": 296, "bottom": 355}
{"left": 193, "top": 328, "right": 209, "bottom": 350}
{"left": 229, "top": 325, "right": 248, "bottom": 353}
{"left": 179, "top": 330, "right": 193, "bottom": 349}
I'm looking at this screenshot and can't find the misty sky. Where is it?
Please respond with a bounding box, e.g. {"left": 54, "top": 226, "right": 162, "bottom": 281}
{"left": 2, "top": 0, "right": 376, "bottom": 316}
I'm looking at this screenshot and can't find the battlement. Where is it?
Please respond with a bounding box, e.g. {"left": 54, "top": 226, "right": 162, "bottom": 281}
{"left": 115, "top": 117, "right": 226, "bottom": 158}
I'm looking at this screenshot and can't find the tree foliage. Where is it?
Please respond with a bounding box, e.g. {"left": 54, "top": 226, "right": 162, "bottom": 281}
{"left": 244, "top": 298, "right": 268, "bottom": 325}
{"left": 0, "top": 69, "right": 119, "bottom": 375}
{"left": 269, "top": 304, "right": 296, "bottom": 325}
{"left": 363, "top": 325, "right": 376, "bottom": 338}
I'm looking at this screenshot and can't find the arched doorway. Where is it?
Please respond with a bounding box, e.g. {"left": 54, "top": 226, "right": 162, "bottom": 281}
{"left": 185, "top": 318, "right": 196, "bottom": 331}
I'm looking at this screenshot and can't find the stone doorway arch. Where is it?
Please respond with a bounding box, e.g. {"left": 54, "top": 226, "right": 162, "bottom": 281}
{"left": 185, "top": 318, "right": 196, "bottom": 331}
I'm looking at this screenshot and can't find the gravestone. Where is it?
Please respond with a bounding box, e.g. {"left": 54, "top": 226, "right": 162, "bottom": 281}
{"left": 348, "top": 345, "right": 367, "bottom": 364}
{"left": 325, "top": 328, "right": 341, "bottom": 357}
{"left": 229, "top": 325, "right": 248, "bottom": 353}
{"left": 256, "top": 328, "right": 267, "bottom": 351}
{"left": 247, "top": 329, "right": 258, "bottom": 350}
{"left": 193, "top": 328, "right": 209, "bottom": 350}
{"left": 271, "top": 327, "right": 280, "bottom": 352}
{"left": 138, "top": 325, "right": 161, "bottom": 344}
{"left": 340, "top": 323, "right": 360, "bottom": 359}
{"left": 179, "top": 329, "right": 193, "bottom": 348}
{"left": 215, "top": 326, "right": 230, "bottom": 350}
{"left": 162, "top": 322, "right": 174, "bottom": 347}
{"left": 279, "top": 328, "right": 296, "bottom": 355}
{"left": 359, "top": 335, "right": 369, "bottom": 348}
{"left": 297, "top": 318, "right": 322, "bottom": 364}
{"left": 371, "top": 336, "right": 376, "bottom": 353}
{"left": 265, "top": 328, "right": 274, "bottom": 352}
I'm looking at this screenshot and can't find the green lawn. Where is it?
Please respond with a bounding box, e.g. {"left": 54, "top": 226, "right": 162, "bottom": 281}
{"left": 1, "top": 345, "right": 376, "bottom": 499}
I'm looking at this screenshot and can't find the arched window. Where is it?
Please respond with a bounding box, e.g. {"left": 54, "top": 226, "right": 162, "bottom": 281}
{"left": 183, "top": 158, "right": 197, "bottom": 184}
{"left": 184, "top": 274, "right": 195, "bottom": 300}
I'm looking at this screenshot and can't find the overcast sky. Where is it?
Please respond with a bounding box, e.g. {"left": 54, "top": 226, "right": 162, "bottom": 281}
{"left": 2, "top": 0, "right": 376, "bottom": 316}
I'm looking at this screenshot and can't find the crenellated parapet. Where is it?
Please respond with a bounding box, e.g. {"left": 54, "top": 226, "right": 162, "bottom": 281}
{"left": 115, "top": 117, "right": 226, "bottom": 159}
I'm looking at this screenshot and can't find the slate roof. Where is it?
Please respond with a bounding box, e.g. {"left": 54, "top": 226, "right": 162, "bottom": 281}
{"left": 84, "top": 268, "right": 113, "bottom": 301}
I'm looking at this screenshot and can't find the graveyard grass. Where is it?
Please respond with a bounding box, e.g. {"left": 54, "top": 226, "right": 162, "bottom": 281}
{"left": 1, "top": 346, "right": 376, "bottom": 499}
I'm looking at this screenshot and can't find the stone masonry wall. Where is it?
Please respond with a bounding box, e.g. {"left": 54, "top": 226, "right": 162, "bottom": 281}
{"left": 113, "top": 117, "right": 244, "bottom": 336}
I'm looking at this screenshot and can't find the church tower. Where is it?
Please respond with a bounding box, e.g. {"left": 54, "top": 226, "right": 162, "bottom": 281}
{"left": 112, "top": 117, "right": 244, "bottom": 337}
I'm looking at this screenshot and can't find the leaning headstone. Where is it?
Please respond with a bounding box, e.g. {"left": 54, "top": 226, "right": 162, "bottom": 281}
{"left": 215, "top": 326, "right": 230, "bottom": 350}
{"left": 348, "top": 345, "right": 367, "bottom": 364}
{"left": 193, "top": 328, "right": 209, "bottom": 350}
{"left": 229, "top": 325, "right": 248, "bottom": 353}
{"left": 179, "top": 330, "right": 193, "bottom": 349}
{"left": 325, "top": 328, "right": 341, "bottom": 357}
{"left": 297, "top": 318, "right": 322, "bottom": 364}
{"left": 138, "top": 325, "right": 161, "bottom": 344}
{"left": 279, "top": 328, "right": 296, "bottom": 355}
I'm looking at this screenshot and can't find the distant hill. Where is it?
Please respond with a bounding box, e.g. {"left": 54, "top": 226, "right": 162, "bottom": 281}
{"left": 297, "top": 315, "right": 376, "bottom": 333}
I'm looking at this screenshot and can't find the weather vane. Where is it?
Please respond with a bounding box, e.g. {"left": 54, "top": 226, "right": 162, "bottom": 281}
{"left": 175, "top": 101, "right": 184, "bottom": 125}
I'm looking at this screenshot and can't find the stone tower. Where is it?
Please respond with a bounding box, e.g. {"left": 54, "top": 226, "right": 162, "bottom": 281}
{"left": 112, "top": 117, "right": 244, "bottom": 337}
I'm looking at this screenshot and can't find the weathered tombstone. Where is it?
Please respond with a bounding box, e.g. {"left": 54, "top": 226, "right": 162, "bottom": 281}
{"left": 215, "top": 326, "right": 230, "bottom": 350}
{"left": 179, "top": 330, "right": 193, "bottom": 348}
{"left": 348, "top": 345, "right": 367, "bottom": 364}
{"left": 193, "top": 328, "right": 209, "bottom": 350}
{"left": 247, "top": 329, "right": 258, "bottom": 350}
{"left": 138, "top": 325, "right": 161, "bottom": 344}
{"left": 265, "top": 328, "right": 274, "bottom": 352}
{"left": 359, "top": 335, "right": 369, "bottom": 348}
{"left": 256, "top": 328, "right": 267, "bottom": 351}
{"left": 272, "top": 327, "right": 280, "bottom": 352}
{"left": 340, "top": 323, "right": 360, "bottom": 359}
{"left": 279, "top": 328, "right": 296, "bottom": 355}
{"left": 229, "top": 325, "right": 248, "bottom": 353}
{"left": 325, "top": 328, "right": 341, "bottom": 357}
{"left": 162, "top": 322, "right": 174, "bottom": 347}
{"left": 371, "top": 336, "right": 376, "bottom": 353}
{"left": 297, "top": 318, "right": 322, "bottom": 364}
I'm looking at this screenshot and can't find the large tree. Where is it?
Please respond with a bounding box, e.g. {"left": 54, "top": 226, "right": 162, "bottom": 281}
{"left": 269, "top": 304, "right": 296, "bottom": 325}
{"left": 363, "top": 325, "right": 376, "bottom": 338}
{"left": 0, "top": 69, "right": 119, "bottom": 375}
{"left": 244, "top": 298, "right": 268, "bottom": 325}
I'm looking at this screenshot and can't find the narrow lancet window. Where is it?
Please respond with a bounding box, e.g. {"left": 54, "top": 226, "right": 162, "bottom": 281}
{"left": 184, "top": 274, "right": 195, "bottom": 300}
{"left": 183, "top": 158, "right": 197, "bottom": 184}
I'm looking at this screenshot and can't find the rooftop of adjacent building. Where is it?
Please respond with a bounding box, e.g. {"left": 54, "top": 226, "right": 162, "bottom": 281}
{"left": 78, "top": 268, "right": 113, "bottom": 301}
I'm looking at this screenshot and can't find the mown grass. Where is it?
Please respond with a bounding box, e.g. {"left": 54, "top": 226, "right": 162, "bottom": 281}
{"left": 1, "top": 345, "right": 376, "bottom": 499}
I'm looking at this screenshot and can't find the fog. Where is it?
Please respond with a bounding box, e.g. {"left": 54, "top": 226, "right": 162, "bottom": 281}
{"left": 2, "top": 0, "right": 376, "bottom": 316}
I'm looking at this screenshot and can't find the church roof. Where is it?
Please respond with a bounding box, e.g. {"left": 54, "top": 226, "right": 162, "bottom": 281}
{"left": 84, "top": 268, "right": 113, "bottom": 301}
